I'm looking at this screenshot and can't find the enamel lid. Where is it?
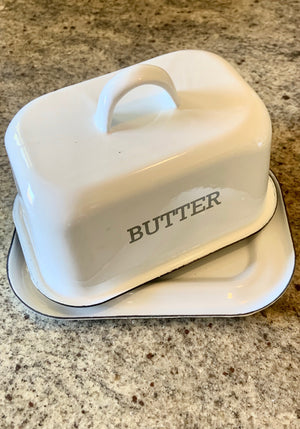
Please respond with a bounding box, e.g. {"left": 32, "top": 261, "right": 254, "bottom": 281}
{"left": 5, "top": 49, "right": 271, "bottom": 197}
{"left": 5, "top": 50, "right": 277, "bottom": 306}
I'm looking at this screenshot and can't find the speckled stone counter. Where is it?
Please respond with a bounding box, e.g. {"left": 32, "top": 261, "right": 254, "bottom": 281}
{"left": 0, "top": 1, "right": 299, "bottom": 428}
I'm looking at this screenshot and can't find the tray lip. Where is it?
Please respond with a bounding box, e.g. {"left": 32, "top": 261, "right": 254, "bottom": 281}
{"left": 12, "top": 175, "right": 278, "bottom": 308}
{"left": 6, "top": 171, "right": 295, "bottom": 319}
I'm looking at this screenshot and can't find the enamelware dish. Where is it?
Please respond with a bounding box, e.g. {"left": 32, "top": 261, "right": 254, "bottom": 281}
{"left": 5, "top": 50, "right": 277, "bottom": 306}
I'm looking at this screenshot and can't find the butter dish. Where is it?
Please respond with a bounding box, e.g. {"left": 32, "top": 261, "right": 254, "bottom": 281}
{"left": 5, "top": 50, "right": 277, "bottom": 306}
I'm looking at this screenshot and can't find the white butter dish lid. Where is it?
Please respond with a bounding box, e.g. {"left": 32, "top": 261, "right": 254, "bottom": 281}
{"left": 5, "top": 50, "right": 277, "bottom": 306}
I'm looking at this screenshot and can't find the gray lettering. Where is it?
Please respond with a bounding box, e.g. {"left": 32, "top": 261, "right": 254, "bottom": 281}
{"left": 191, "top": 197, "right": 206, "bottom": 216}
{"left": 207, "top": 191, "right": 221, "bottom": 209}
{"left": 143, "top": 216, "right": 160, "bottom": 235}
{"left": 127, "top": 190, "right": 222, "bottom": 243}
{"left": 174, "top": 203, "right": 190, "bottom": 221}
{"left": 127, "top": 225, "right": 143, "bottom": 244}
{"left": 160, "top": 210, "right": 176, "bottom": 228}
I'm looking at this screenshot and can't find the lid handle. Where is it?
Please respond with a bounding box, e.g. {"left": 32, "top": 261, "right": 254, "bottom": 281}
{"left": 94, "top": 64, "right": 179, "bottom": 133}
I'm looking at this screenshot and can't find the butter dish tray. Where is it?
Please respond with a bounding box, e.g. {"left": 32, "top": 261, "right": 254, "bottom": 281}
{"left": 7, "top": 173, "right": 295, "bottom": 319}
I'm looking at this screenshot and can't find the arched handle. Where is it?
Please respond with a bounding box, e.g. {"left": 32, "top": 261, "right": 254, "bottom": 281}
{"left": 94, "top": 64, "right": 179, "bottom": 133}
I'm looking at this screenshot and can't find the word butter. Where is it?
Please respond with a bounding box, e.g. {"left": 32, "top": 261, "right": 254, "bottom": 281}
{"left": 127, "top": 191, "right": 221, "bottom": 244}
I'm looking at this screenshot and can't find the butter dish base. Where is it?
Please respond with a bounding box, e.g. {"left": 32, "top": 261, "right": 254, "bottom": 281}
{"left": 7, "top": 173, "right": 295, "bottom": 319}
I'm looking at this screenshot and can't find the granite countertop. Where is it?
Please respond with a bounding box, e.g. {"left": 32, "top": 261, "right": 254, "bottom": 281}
{"left": 0, "top": 0, "right": 299, "bottom": 427}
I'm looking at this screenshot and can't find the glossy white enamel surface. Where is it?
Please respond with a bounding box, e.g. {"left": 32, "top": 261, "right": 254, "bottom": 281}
{"left": 7, "top": 174, "right": 295, "bottom": 318}
{"left": 5, "top": 50, "right": 275, "bottom": 305}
